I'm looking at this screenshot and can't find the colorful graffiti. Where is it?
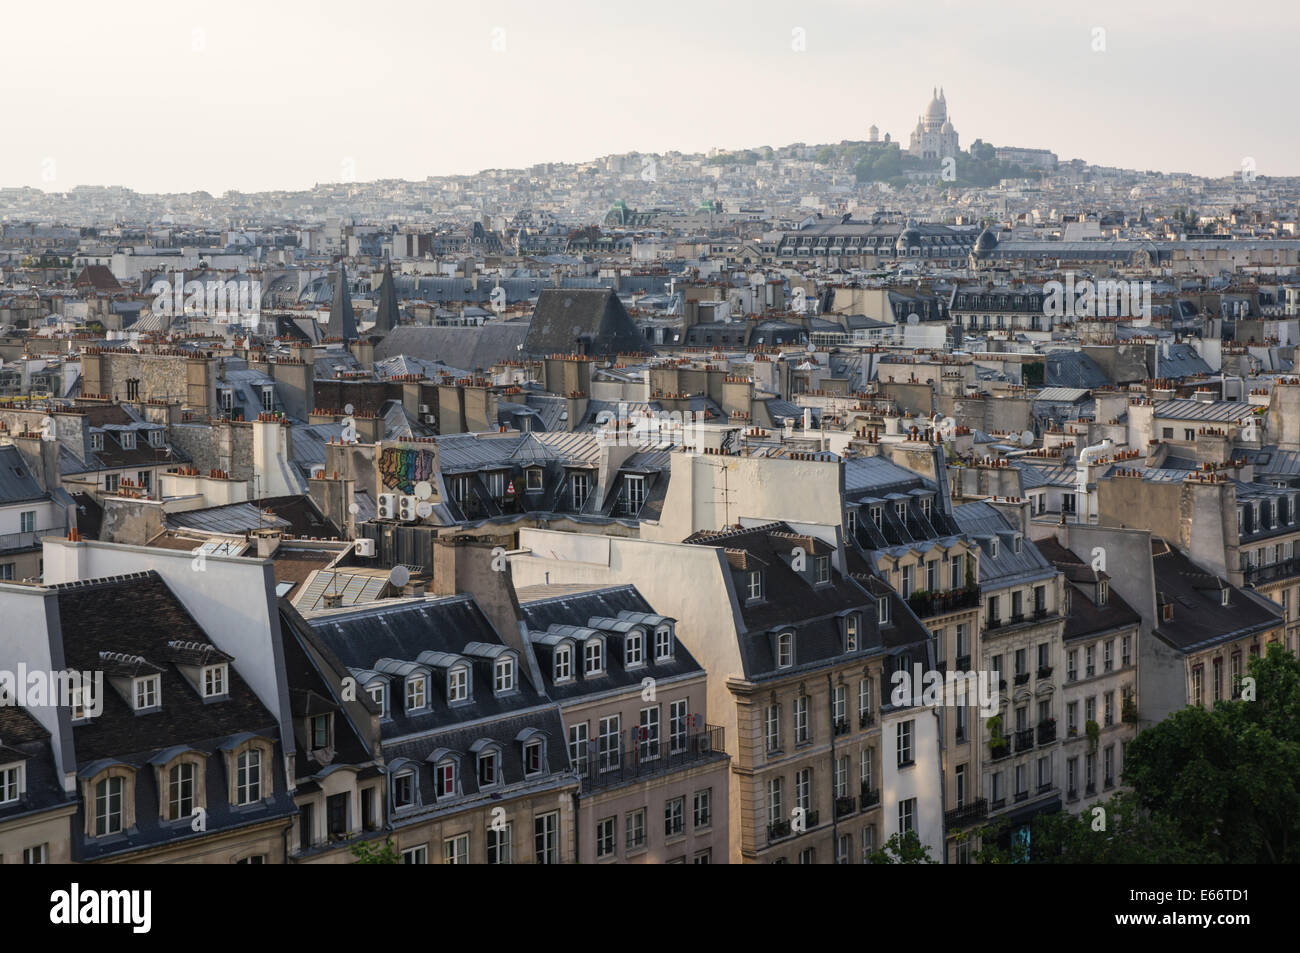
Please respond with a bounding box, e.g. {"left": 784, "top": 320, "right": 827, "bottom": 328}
{"left": 379, "top": 447, "right": 436, "bottom": 494}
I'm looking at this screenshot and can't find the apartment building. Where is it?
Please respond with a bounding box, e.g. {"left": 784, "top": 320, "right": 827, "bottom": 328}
{"left": 518, "top": 584, "right": 730, "bottom": 863}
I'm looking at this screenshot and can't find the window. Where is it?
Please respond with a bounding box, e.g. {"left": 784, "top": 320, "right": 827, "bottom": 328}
{"left": 525, "top": 468, "right": 543, "bottom": 491}
{"left": 90, "top": 432, "right": 104, "bottom": 452}
{"left": 846, "top": 508, "right": 857, "bottom": 534}
{"left": 584, "top": 639, "right": 604, "bottom": 675}
{"left": 654, "top": 627, "right": 672, "bottom": 660}
{"left": 815, "top": 555, "right": 830, "bottom": 585}
{"left": 1086, "top": 645, "right": 1096, "bottom": 677}
{"left": 777, "top": 631, "right": 794, "bottom": 668}
{"left": 858, "top": 678, "right": 872, "bottom": 721}
{"left": 1103, "top": 640, "right": 1113, "bottom": 672}
{"left": 436, "top": 760, "right": 457, "bottom": 797}
{"left": 1192, "top": 667, "right": 1203, "bottom": 707}
{"left": 1098, "top": 580, "right": 1109, "bottom": 606}
{"left": 163, "top": 760, "right": 196, "bottom": 821}
{"left": 23, "top": 844, "right": 46, "bottom": 864}
{"left": 860, "top": 825, "right": 875, "bottom": 862}
{"left": 478, "top": 749, "right": 499, "bottom": 787}
{"left": 523, "top": 740, "right": 542, "bottom": 776}
{"left": 625, "top": 632, "right": 644, "bottom": 667}
{"left": 236, "top": 748, "right": 262, "bottom": 804}
{"left": 794, "top": 696, "right": 809, "bottom": 744}
{"left": 898, "top": 797, "right": 916, "bottom": 834}
{"left": 393, "top": 771, "right": 414, "bottom": 809}
{"left": 105, "top": 474, "right": 120, "bottom": 493}
{"left": 878, "top": 596, "right": 891, "bottom": 625}
{"left": 19, "top": 511, "right": 35, "bottom": 533}
{"left": 694, "top": 788, "right": 712, "bottom": 828}
{"left": 845, "top": 615, "right": 858, "bottom": 652}
{"left": 901, "top": 564, "right": 913, "bottom": 598}
{"left": 768, "top": 777, "right": 784, "bottom": 825}
{"left": 534, "top": 812, "right": 559, "bottom": 864}
{"left": 1067, "top": 649, "right": 1078, "bottom": 682}
{"left": 569, "top": 722, "right": 589, "bottom": 776}
{"left": 570, "top": 473, "right": 589, "bottom": 510}
{"left": 202, "top": 664, "right": 227, "bottom": 698}
{"left": 120, "top": 432, "right": 136, "bottom": 450}
{"left": 951, "top": 554, "right": 965, "bottom": 589}
{"left": 443, "top": 834, "right": 469, "bottom": 864}
{"left": 626, "top": 809, "right": 646, "bottom": 850}
{"left": 765, "top": 704, "right": 781, "bottom": 753}
{"left": 795, "top": 768, "right": 812, "bottom": 813}
{"left": 367, "top": 683, "right": 387, "bottom": 718}
{"left": 0, "top": 763, "right": 23, "bottom": 804}
{"left": 638, "top": 705, "right": 661, "bottom": 760}
{"left": 448, "top": 666, "right": 469, "bottom": 703}
{"left": 1104, "top": 691, "right": 1114, "bottom": 726}
{"left": 665, "top": 797, "right": 685, "bottom": 837}
{"left": 598, "top": 715, "right": 620, "bottom": 772}
{"left": 95, "top": 776, "right": 124, "bottom": 836}
{"left": 487, "top": 824, "right": 512, "bottom": 864}
{"left": 134, "top": 675, "right": 160, "bottom": 711}
{"left": 486, "top": 471, "right": 506, "bottom": 499}
{"left": 401, "top": 845, "right": 427, "bottom": 864}
{"left": 897, "top": 720, "right": 914, "bottom": 766}
{"left": 554, "top": 645, "right": 572, "bottom": 682}
{"left": 406, "top": 675, "right": 427, "bottom": 711}
{"left": 669, "top": 699, "right": 689, "bottom": 754}
{"left": 596, "top": 816, "right": 617, "bottom": 858}
{"left": 494, "top": 657, "right": 515, "bottom": 694}
{"left": 747, "top": 571, "right": 763, "bottom": 601}
{"left": 1067, "top": 701, "right": 1078, "bottom": 735}
{"left": 623, "top": 476, "right": 646, "bottom": 515}
{"left": 262, "top": 387, "right": 275, "bottom": 412}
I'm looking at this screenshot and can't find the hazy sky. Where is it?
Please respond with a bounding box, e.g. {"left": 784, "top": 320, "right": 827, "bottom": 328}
{"left": 2, "top": 0, "right": 1291, "bottom": 193}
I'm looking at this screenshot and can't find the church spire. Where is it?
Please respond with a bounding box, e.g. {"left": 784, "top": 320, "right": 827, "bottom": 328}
{"left": 329, "top": 263, "right": 357, "bottom": 341}
{"left": 372, "top": 259, "right": 400, "bottom": 334}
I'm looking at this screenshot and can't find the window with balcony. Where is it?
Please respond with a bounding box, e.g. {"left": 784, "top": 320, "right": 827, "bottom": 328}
{"left": 794, "top": 696, "right": 810, "bottom": 744}
{"left": 598, "top": 715, "right": 621, "bottom": 772}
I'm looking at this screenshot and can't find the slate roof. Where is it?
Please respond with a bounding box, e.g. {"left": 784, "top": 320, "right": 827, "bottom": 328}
{"left": 328, "top": 265, "right": 358, "bottom": 341}
{"left": 372, "top": 261, "right": 400, "bottom": 335}
{"left": 1043, "top": 350, "right": 1111, "bottom": 390}
{"left": 1035, "top": 538, "right": 1142, "bottom": 641}
{"left": 374, "top": 322, "right": 532, "bottom": 371}
{"left": 953, "top": 501, "right": 1057, "bottom": 586}
{"left": 523, "top": 288, "right": 651, "bottom": 359}
{"left": 0, "top": 445, "right": 45, "bottom": 504}
{"left": 1150, "top": 538, "right": 1283, "bottom": 653}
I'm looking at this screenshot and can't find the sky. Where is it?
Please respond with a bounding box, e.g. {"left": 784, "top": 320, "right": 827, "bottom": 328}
{"left": 1, "top": 0, "right": 1292, "bottom": 194}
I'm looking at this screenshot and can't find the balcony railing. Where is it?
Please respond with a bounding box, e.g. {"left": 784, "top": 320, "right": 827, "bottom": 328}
{"left": 956, "top": 654, "right": 971, "bottom": 670}
{"left": 767, "top": 819, "right": 791, "bottom": 841}
{"left": 833, "top": 718, "right": 850, "bottom": 737}
{"left": 1014, "top": 672, "right": 1031, "bottom": 686}
{"left": 836, "top": 796, "right": 857, "bottom": 819}
{"left": 0, "top": 527, "right": 61, "bottom": 552}
{"left": 1243, "top": 556, "right": 1300, "bottom": 586}
{"left": 943, "top": 797, "right": 988, "bottom": 828}
{"left": 908, "top": 586, "right": 981, "bottom": 618}
{"left": 1037, "top": 665, "right": 1053, "bottom": 679}
{"left": 1014, "top": 790, "right": 1029, "bottom": 802}
{"left": 859, "top": 786, "right": 881, "bottom": 810}
{"left": 580, "top": 725, "right": 726, "bottom": 794}
{"left": 858, "top": 712, "right": 875, "bottom": 729}
{"left": 1037, "top": 721, "right": 1056, "bottom": 744}
{"left": 989, "top": 741, "right": 1011, "bottom": 760}
{"left": 1014, "top": 728, "right": 1035, "bottom": 752}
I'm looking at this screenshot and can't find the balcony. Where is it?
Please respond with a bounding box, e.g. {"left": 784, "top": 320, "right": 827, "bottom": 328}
{"left": 859, "top": 787, "right": 881, "bottom": 810}
{"left": 1014, "top": 728, "right": 1035, "bottom": 752}
{"left": 1014, "top": 790, "right": 1029, "bottom": 803}
{"left": 989, "top": 741, "right": 1011, "bottom": 761}
{"left": 1243, "top": 556, "right": 1300, "bottom": 586}
{"left": 0, "top": 527, "right": 61, "bottom": 553}
{"left": 908, "top": 586, "right": 981, "bottom": 618}
{"left": 579, "top": 725, "right": 726, "bottom": 794}
{"left": 858, "top": 712, "right": 875, "bottom": 729}
{"left": 1085, "top": 783, "right": 1096, "bottom": 795}
{"left": 1037, "top": 782, "right": 1053, "bottom": 795}
{"left": 803, "top": 809, "right": 820, "bottom": 827}
{"left": 767, "top": 819, "right": 791, "bottom": 841}
{"left": 1066, "top": 788, "right": 1078, "bottom": 801}
{"left": 943, "top": 797, "right": 988, "bottom": 828}
{"left": 833, "top": 718, "right": 850, "bottom": 737}
{"left": 956, "top": 654, "right": 971, "bottom": 670}
{"left": 1037, "top": 720, "right": 1056, "bottom": 744}
{"left": 1037, "top": 665, "right": 1053, "bottom": 679}
{"left": 836, "top": 796, "right": 857, "bottom": 819}
{"left": 1014, "top": 672, "right": 1031, "bottom": 686}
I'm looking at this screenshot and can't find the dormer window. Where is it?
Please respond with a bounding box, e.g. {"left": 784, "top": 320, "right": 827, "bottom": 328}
{"left": 134, "top": 675, "right": 160, "bottom": 711}
{"left": 625, "top": 631, "right": 644, "bottom": 667}
{"left": 406, "top": 675, "right": 428, "bottom": 711}
{"left": 815, "top": 555, "right": 830, "bottom": 585}
{"left": 0, "top": 762, "right": 24, "bottom": 804}
{"left": 1013, "top": 536, "right": 1022, "bottom": 555}
{"left": 367, "top": 682, "right": 387, "bottom": 719}
{"left": 526, "top": 467, "right": 543, "bottom": 491}
{"left": 436, "top": 759, "right": 458, "bottom": 798}
{"left": 494, "top": 656, "right": 515, "bottom": 694}
{"left": 202, "top": 664, "right": 227, "bottom": 698}
{"left": 654, "top": 627, "right": 673, "bottom": 661}
{"left": 90, "top": 432, "right": 104, "bottom": 452}
{"left": 477, "top": 748, "right": 500, "bottom": 788}
{"left": 554, "top": 644, "right": 573, "bottom": 682}
{"left": 878, "top": 596, "right": 892, "bottom": 625}
{"left": 148, "top": 429, "right": 165, "bottom": 448}
{"left": 921, "top": 497, "right": 932, "bottom": 519}
{"left": 846, "top": 615, "right": 858, "bottom": 652}
{"left": 777, "top": 631, "right": 794, "bottom": 668}
{"left": 448, "top": 666, "right": 469, "bottom": 703}
{"left": 1098, "top": 581, "right": 1109, "bottom": 606}
{"left": 747, "top": 571, "right": 763, "bottom": 601}
{"left": 990, "top": 537, "right": 999, "bottom": 558}
{"left": 70, "top": 684, "right": 91, "bottom": 721}
{"left": 871, "top": 506, "right": 883, "bottom": 529}
{"left": 1221, "top": 588, "right": 1230, "bottom": 607}
{"left": 393, "top": 770, "right": 415, "bottom": 809}
{"left": 1161, "top": 602, "right": 1174, "bottom": 622}
{"left": 585, "top": 639, "right": 605, "bottom": 676}
{"left": 523, "top": 740, "right": 543, "bottom": 777}
{"left": 310, "top": 714, "right": 332, "bottom": 751}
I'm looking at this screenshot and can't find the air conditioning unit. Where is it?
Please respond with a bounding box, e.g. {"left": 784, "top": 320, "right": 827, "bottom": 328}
{"left": 424, "top": 414, "right": 436, "bottom": 424}
{"left": 398, "top": 495, "right": 417, "bottom": 521}
{"left": 354, "top": 538, "right": 375, "bottom": 557}
{"left": 419, "top": 404, "right": 430, "bottom": 414}
{"left": 377, "top": 492, "right": 397, "bottom": 519}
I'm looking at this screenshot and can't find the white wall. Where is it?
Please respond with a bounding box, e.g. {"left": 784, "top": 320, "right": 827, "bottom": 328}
{"left": 881, "top": 708, "right": 945, "bottom": 858}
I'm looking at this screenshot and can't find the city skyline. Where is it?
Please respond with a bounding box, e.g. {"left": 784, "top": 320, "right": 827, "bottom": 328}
{"left": 1, "top": 0, "right": 1293, "bottom": 194}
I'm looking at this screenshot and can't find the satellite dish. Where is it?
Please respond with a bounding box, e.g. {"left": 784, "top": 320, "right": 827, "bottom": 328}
{"left": 415, "top": 501, "right": 433, "bottom": 518}
{"left": 388, "top": 565, "right": 411, "bottom": 588}
{"left": 1020, "top": 430, "right": 1035, "bottom": 447}
{"left": 414, "top": 480, "right": 433, "bottom": 501}
{"left": 907, "top": 313, "right": 920, "bottom": 326}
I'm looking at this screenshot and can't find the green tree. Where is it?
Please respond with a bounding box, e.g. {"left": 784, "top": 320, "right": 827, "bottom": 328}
{"left": 867, "top": 829, "right": 935, "bottom": 864}
{"left": 350, "top": 837, "right": 400, "bottom": 864}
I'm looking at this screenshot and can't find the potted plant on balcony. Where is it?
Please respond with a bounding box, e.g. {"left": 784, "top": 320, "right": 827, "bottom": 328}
{"left": 1122, "top": 698, "right": 1138, "bottom": 724}
{"left": 1086, "top": 719, "right": 1100, "bottom": 754}
{"left": 987, "top": 715, "right": 1008, "bottom": 757}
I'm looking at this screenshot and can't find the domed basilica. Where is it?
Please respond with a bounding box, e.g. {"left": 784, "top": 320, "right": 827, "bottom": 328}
{"left": 908, "top": 87, "right": 959, "bottom": 160}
